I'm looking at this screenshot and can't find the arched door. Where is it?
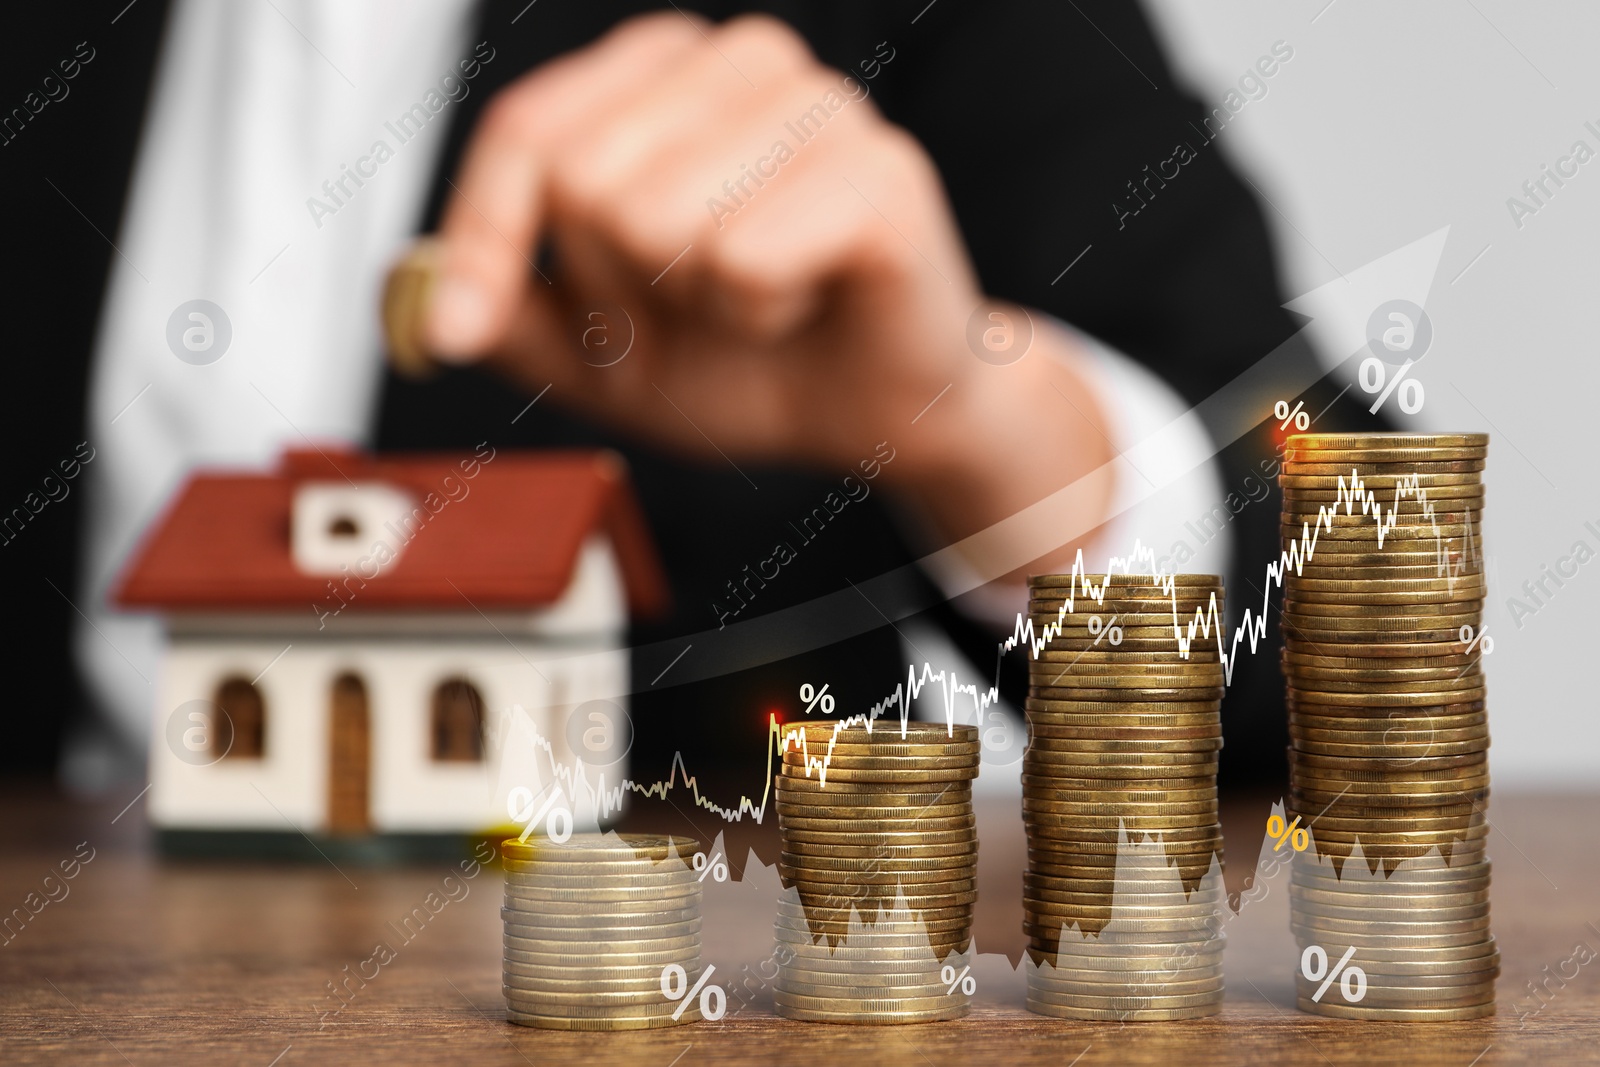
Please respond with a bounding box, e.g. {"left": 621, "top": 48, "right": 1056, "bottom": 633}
{"left": 327, "top": 673, "right": 370, "bottom": 833}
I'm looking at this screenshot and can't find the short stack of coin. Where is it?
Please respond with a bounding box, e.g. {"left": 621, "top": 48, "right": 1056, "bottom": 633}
{"left": 1023, "top": 573, "right": 1229, "bottom": 1020}
{"left": 501, "top": 833, "right": 706, "bottom": 1030}
{"left": 1280, "top": 431, "right": 1495, "bottom": 1019}
{"left": 773, "top": 720, "right": 980, "bottom": 1023}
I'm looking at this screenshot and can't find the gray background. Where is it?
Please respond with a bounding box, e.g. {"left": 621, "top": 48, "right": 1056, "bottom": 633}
{"left": 1141, "top": 0, "right": 1598, "bottom": 784}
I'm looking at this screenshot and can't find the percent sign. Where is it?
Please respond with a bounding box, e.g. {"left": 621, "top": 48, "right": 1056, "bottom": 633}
{"left": 799, "top": 682, "right": 835, "bottom": 714}
{"left": 661, "top": 962, "right": 726, "bottom": 1021}
{"left": 1275, "top": 399, "right": 1310, "bottom": 431}
{"left": 1266, "top": 813, "right": 1309, "bottom": 853}
{"left": 1302, "top": 945, "right": 1367, "bottom": 1003}
{"left": 941, "top": 964, "right": 976, "bottom": 996}
{"left": 1460, "top": 625, "right": 1494, "bottom": 656}
{"left": 693, "top": 850, "right": 729, "bottom": 882}
{"left": 506, "top": 783, "right": 573, "bottom": 845}
{"left": 1087, "top": 615, "right": 1123, "bottom": 647}
{"left": 1359, "top": 357, "right": 1424, "bottom": 414}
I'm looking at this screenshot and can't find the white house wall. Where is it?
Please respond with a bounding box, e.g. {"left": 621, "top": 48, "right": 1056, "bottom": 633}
{"left": 150, "top": 636, "right": 627, "bottom": 834}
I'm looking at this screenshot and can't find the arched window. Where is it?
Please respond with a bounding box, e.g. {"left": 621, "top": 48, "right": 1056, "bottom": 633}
{"left": 430, "top": 677, "right": 484, "bottom": 761}
{"left": 214, "top": 676, "right": 265, "bottom": 758}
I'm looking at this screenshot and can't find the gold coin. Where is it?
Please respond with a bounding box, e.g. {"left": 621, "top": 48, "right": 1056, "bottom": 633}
{"left": 1023, "top": 985, "right": 1225, "bottom": 1010}
{"left": 1287, "top": 925, "right": 1488, "bottom": 950}
{"left": 1025, "top": 705, "right": 1221, "bottom": 724}
{"left": 1283, "top": 572, "right": 1485, "bottom": 592}
{"left": 504, "top": 919, "right": 702, "bottom": 943}
{"left": 1031, "top": 980, "right": 1227, "bottom": 1005}
{"left": 1023, "top": 779, "right": 1220, "bottom": 798}
{"left": 783, "top": 721, "right": 979, "bottom": 744}
{"left": 1028, "top": 572, "right": 1223, "bottom": 588}
{"left": 1023, "top": 884, "right": 1218, "bottom": 908}
{"left": 501, "top": 967, "right": 676, "bottom": 988}
{"left": 1288, "top": 701, "right": 1485, "bottom": 719}
{"left": 780, "top": 765, "right": 979, "bottom": 784}
{"left": 1023, "top": 766, "right": 1219, "bottom": 785}
{"left": 780, "top": 841, "right": 975, "bottom": 861}
{"left": 503, "top": 990, "right": 683, "bottom": 1013}
{"left": 795, "top": 881, "right": 980, "bottom": 903}
{"left": 775, "top": 813, "right": 973, "bottom": 832}
{"left": 1283, "top": 650, "right": 1479, "bottom": 670}
{"left": 1027, "top": 687, "right": 1228, "bottom": 704}
{"left": 1284, "top": 640, "right": 1477, "bottom": 660}
{"left": 1020, "top": 797, "right": 1219, "bottom": 816}
{"left": 1026, "top": 733, "right": 1222, "bottom": 752}
{"left": 775, "top": 774, "right": 972, "bottom": 794}
{"left": 1025, "top": 830, "right": 1221, "bottom": 851}
{"left": 772, "top": 989, "right": 965, "bottom": 1013}
{"left": 1020, "top": 807, "right": 1217, "bottom": 830}
{"left": 500, "top": 833, "right": 698, "bottom": 860}
{"left": 1030, "top": 727, "right": 1223, "bottom": 745}
{"left": 1036, "top": 949, "right": 1226, "bottom": 971}
{"left": 1278, "top": 469, "right": 1483, "bottom": 487}
{"left": 1289, "top": 884, "right": 1490, "bottom": 907}
{"left": 504, "top": 934, "right": 701, "bottom": 958}
{"left": 1280, "top": 595, "right": 1481, "bottom": 616}
{"left": 778, "top": 861, "right": 977, "bottom": 884}
{"left": 1027, "top": 867, "right": 1218, "bottom": 888}
{"left": 1290, "top": 737, "right": 1488, "bottom": 758}
{"left": 1024, "top": 746, "right": 1220, "bottom": 765}
{"left": 1282, "top": 590, "right": 1483, "bottom": 610}
{"left": 1291, "top": 762, "right": 1490, "bottom": 785}
{"left": 1023, "top": 655, "right": 1224, "bottom": 676}
{"left": 779, "top": 824, "right": 975, "bottom": 844}
{"left": 1283, "top": 445, "right": 1487, "bottom": 462}
{"left": 1286, "top": 809, "right": 1484, "bottom": 831}
{"left": 1291, "top": 750, "right": 1487, "bottom": 773}
{"left": 1290, "top": 864, "right": 1490, "bottom": 886}
{"left": 779, "top": 900, "right": 971, "bottom": 923}
{"left": 505, "top": 1007, "right": 696, "bottom": 1030}
{"left": 780, "top": 752, "right": 979, "bottom": 773}
{"left": 779, "top": 949, "right": 971, "bottom": 969}
{"left": 1286, "top": 688, "right": 1488, "bottom": 708}
{"left": 773, "top": 1003, "right": 969, "bottom": 1023}
{"left": 1030, "top": 712, "right": 1222, "bottom": 730}
{"left": 503, "top": 945, "right": 695, "bottom": 968}
{"left": 1287, "top": 563, "right": 1481, "bottom": 583}
{"left": 379, "top": 237, "right": 442, "bottom": 377}
{"left": 1286, "top": 433, "right": 1488, "bottom": 449}
{"left": 502, "top": 969, "right": 671, "bottom": 991}
{"left": 1286, "top": 679, "right": 1485, "bottom": 699}
{"left": 780, "top": 850, "right": 976, "bottom": 871}
{"left": 1020, "top": 645, "right": 1221, "bottom": 663}
{"left": 1281, "top": 453, "right": 1486, "bottom": 471}
{"left": 501, "top": 902, "right": 700, "bottom": 927}
{"left": 500, "top": 861, "right": 701, "bottom": 881}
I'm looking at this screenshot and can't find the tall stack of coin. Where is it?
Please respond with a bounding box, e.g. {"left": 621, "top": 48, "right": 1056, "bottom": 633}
{"left": 1280, "top": 431, "right": 1496, "bottom": 1019}
{"left": 773, "top": 720, "right": 980, "bottom": 1023}
{"left": 501, "top": 833, "right": 706, "bottom": 1030}
{"left": 1023, "top": 573, "right": 1229, "bottom": 1021}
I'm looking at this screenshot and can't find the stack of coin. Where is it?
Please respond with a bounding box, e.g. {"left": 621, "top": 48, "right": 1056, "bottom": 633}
{"left": 1280, "top": 431, "right": 1495, "bottom": 1019}
{"left": 501, "top": 833, "right": 706, "bottom": 1030}
{"left": 773, "top": 720, "right": 979, "bottom": 1023}
{"left": 1023, "top": 573, "right": 1229, "bottom": 1020}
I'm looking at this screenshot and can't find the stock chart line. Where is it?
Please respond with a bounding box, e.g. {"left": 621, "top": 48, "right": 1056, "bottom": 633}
{"left": 504, "top": 467, "right": 1477, "bottom": 824}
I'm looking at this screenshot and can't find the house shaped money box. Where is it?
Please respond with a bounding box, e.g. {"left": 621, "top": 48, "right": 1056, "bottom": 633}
{"left": 115, "top": 446, "right": 665, "bottom": 854}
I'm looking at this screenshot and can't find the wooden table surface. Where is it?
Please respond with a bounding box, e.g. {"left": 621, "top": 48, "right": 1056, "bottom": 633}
{"left": 2, "top": 783, "right": 1596, "bottom": 1065}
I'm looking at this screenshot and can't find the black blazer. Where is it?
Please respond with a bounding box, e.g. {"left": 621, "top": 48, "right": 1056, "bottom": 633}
{"left": 0, "top": 1, "right": 1382, "bottom": 790}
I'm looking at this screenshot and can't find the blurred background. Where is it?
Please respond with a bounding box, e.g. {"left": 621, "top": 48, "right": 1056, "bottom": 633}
{"left": 1, "top": 0, "right": 1593, "bottom": 799}
{"left": 1143, "top": 0, "right": 1600, "bottom": 784}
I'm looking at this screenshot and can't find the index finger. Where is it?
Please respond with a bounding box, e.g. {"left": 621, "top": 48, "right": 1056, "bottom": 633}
{"left": 426, "top": 14, "right": 706, "bottom": 360}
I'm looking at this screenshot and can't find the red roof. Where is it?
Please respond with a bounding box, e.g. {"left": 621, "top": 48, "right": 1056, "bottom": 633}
{"left": 115, "top": 447, "right": 668, "bottom": 616}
